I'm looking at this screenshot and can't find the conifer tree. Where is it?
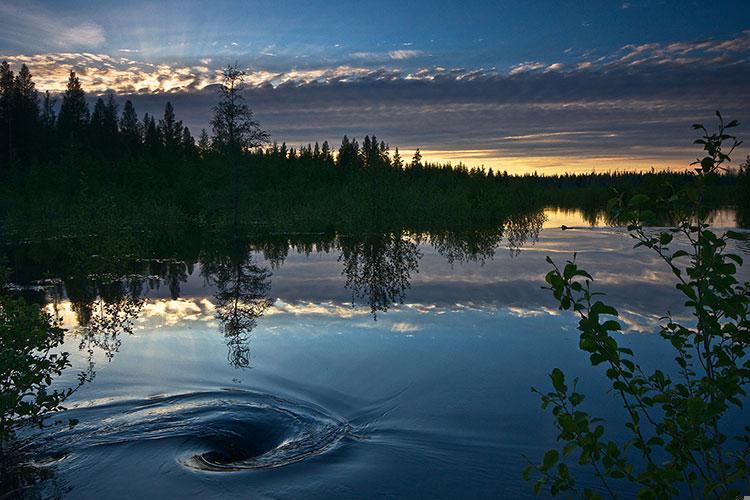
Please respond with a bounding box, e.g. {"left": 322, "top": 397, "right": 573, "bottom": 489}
{"left": 40, "top": 91, "right": 57, "bottom": 160}
{"left": 159, "top": 102, "right": 183, "bottom": 153}
{"left": 181, "top": 126, "right": 196, "bottom": 157}
{"left": 119, "top": 100, "right": 141, "bottom": 154}
{"left": 197, "top": 128, "right": 211, "bottom": 157}
{"left": 210, "top": 64, "right": 268, "bottom": 154}
{"left": 102, "top": 93, "right": 119, "bottom": 148}
{"left": 143, "top": 113, "right": 161, "bottom": 156}
{"left": 57, "top": 71, "right": 89, "bottom": 144}
{"left": 12, "top": 64, "right": 39, "bottom": 163}
{"left": 411, "top": 148, "right": 422, "bottom": 167}
{"left": 392, "top": 147, "right": 403, "bottom": 170}
{"left": 0, "top": 61, "right": 15, "bottom": 165}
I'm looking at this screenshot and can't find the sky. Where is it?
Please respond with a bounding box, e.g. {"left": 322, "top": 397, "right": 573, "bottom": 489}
{"left": 1, "top": 0, "right": 749, "bottom": 173}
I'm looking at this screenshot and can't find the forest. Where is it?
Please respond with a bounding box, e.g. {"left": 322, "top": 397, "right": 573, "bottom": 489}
{"left": 0, "top": 61, "right": 748, "bottom": 236}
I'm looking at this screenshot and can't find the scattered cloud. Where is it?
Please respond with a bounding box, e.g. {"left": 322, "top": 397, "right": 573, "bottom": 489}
{"left": 388, "top": 49, "right": 422, "bottom": 60}
{"left": 0, "top": 3, "right": 105, "bottom": 50}
{"left": 1, "top": 30, "right": 747, "bottom": 172}
{"left": 391, "top": 322, "right": 422, "bottom": 333}
{"left": 509, "top": 61, "right": 545, "bottom": 75}
{"left": 0, "top": 53, "right": 223, "bottom": 93}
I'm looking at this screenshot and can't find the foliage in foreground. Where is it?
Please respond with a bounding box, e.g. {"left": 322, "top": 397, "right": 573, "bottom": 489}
{"left": 0, "top": 295, "right": 81, "bottom": 446}
{"left": 526, "top": 114, "right": 750, "bottom": 498}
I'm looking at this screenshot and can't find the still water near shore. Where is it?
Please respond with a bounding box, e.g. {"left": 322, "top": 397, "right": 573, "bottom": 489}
{"left": 7, "top": 208, "right": 749, "bottom": 499}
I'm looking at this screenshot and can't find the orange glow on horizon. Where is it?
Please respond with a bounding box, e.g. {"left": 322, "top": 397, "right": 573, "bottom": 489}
{"left": 397, "top": 149, "right": 695, "bottom": 176}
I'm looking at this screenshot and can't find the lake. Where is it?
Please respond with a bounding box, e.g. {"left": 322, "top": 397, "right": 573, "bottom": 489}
{"left": 4, "top": 208, "right": 749, "bottom": 499}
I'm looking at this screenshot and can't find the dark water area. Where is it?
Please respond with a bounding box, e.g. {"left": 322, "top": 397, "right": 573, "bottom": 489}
{"left": 2, "top": 208, "right": 749, "bottom": 499}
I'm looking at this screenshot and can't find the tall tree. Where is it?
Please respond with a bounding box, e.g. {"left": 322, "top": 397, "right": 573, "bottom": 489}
{"left": 57, "top": 71, "right": 89, "bottom": 144}
{"left": 0, "top": 62, "right": 15, "bottom": 166}
{"left": 40, "top": 91, "right": 57, "bottom": 160}
{"left": 119, "top": 100, "right": 141, "bottom": 154}
{"left": 411, "top": 148, "right": 422, "bottom": 168}
{"left": 392, "top": 147, "right": 403, "bottom": 170}
{"left": 142, "top": 113, "right": 161, "bottom": 156}
{"left": 197, "top": 128, "right": 211, "bottom": 157}
{"left": 89, "top": 97, "right": 107, "bottom": 150}
{"left": 181, "top": 126, "right": 196, "bottom": 158}
{"left": 210, "top": 64, "right": 268, "bottom": 154}
{"left": 12, "top": 64, "right": 40, "bottom": 164}
{"left": 103, "top": 93, "right": 119, "bottom": 150}
{"left": 158, "top": 101, "right": 182, "bottom": 153}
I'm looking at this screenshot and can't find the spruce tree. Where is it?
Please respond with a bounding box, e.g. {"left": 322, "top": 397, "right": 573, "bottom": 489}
{"left": 197, "top": 128, "right": 211, "bottom": 157}
{"left": 0, "top": 61, "right": 15, "bottom": 165}
{"left": 210, "top": 65, "right": 268, "bottom": 154}
{"left": 142, "top": 113, "right": 161, "bottom": 156}
{"left": 13, "top": 64, "right": 39, "bottom": 163}
{"left": 159, "top": 102, "right": 182, "bottom": 153}
{"left": 119, "top": 100, "right": 141, "bottom": 154}
{"left": 57, "top": 71, "right": 89, "bottom": 144}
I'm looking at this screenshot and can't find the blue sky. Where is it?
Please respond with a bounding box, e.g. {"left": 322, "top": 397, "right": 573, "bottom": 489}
{"left": 1, "top": 0, "right": 749, "bottom": 172}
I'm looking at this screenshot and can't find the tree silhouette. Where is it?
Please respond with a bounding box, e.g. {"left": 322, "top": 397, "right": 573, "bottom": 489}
{"left": 202, "top": 239, "right": 273, "bottom": 368}
{"left": 159, "top": 101, "right": 183, "bottom": 154}
{"left": 11, "top": 64, "right": 39, "bottom": 165}
{"left": 210, "top": 65, "right": 268, "bottom": 154}
{"left": 339, "top": 232, "right": 420, "bottom": 317}
{"left": 0, "top": 61, "right": 15, "bottom": 166}
{"left": 119, "top": 99, "right": 141, "bottom": 154}
{"left": 142, "top": 113, "right": 161, "bottom": 156}
{"left": 57, "top": 71, "right": 89, "bottom": 145}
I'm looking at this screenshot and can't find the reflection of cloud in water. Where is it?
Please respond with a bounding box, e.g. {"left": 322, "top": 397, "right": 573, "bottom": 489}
{"left": 265, "top": 300, "right": 369, "bottom": 319}
{"left": 47, "top": 296, "right": 694, "bottom": 337}
{"left": 139, "top": 298, "right": 216, "bottom": 327}
{"left": 391, "top": 322, "right": 422, "bottom": 333}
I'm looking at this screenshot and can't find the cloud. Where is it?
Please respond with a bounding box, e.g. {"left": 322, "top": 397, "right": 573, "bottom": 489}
{"left": 509, "top": 61, "right": 545, "bottom": 75}
{"left": 391, "top": 321, "right": 422, "bottom": 333}
{"left": 388, "top": 50, "right": 422, "bottom": 60}
{"left": 0, "top": 53, "right": 223, "bottom": 93}
{"left": 351, "top": 50, "right": 423, "bottom": 62}
{"left": 0, "top": 3, "right": 105, "bottom": 50}
{"left": 1, "top": 30, "right": 747, "bottom": 172}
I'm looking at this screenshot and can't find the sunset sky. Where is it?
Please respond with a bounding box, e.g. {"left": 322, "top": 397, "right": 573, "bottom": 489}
{"left": 1, "top": 0, "right": 749, "bottom": 173}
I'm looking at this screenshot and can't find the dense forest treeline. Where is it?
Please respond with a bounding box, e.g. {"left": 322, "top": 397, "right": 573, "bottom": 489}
{"left": 0, "top": 62, "right": 748, "bottom": 234}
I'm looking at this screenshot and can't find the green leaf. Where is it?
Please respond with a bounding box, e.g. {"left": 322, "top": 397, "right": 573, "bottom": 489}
{"left": 542, "top": 449, "right": 559, "bottom": 470}
{"left": 550, "top": 368, "right": 566, "bottom": 393}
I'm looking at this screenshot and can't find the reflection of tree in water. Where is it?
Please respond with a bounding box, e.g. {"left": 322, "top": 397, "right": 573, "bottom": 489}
{"left": 339, "top": 232, "right": 420, "bottom": 317}
{"left": 429, "top": 229, "right": 502, "bottom": 265}
{"left": 202, "top": 245, "right": 273, "bottom": 368}
{"left": 504, "top": 210, "right": 546, "bottom": 256}
{"left": 56, "top": 276, "right": 145, "bottom": 370}
{"left": 429, "top": 210, "right": 546, "bottom": 263}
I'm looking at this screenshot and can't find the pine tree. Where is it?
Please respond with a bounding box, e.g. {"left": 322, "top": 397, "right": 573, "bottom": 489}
{"left": 40, "top": 91, "right": 57, "bottom": 160}
{"left": 103, "top": 93, "right": 119, "bottom": 150}
{"left": 159, "top": 102, "right": 182, "bottom": 153}
{"left": 119, "top": 100, "right": 141, "bottom": 154}
{"left": 392, "top": 147, "right": 403, "bottom": 170}
{"left": 89, "top": 97, "right": 107, "bottom": 150}
{"left": 0, "top": 61, "right": 15, "bottom": 165}
{"left": 57, "top": 71, "right": 89, "bottom": 144}
{"left": 411, "top": 148, "right": 422, "bottom": 168}
{"left": 143, "top": 113, "right": 161, "bottom": 156}
{"left": 181, "top": 126, "right": 196, "bottom": 157}
{"left": 321, "top": 140, "right": 333, "bottom": 166}
{"left": 12, "top": 64, "right": 39, "bottom": 163}
{"left": 210, "top": 64, "right": 268, "bottom": 154}
{"left": 197, "top": 128, "right": 211, "bottom": 157}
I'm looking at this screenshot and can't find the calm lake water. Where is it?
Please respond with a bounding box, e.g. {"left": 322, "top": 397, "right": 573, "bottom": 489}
{"left": 5, "top": 208, "right": 749, "bottom": 499}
